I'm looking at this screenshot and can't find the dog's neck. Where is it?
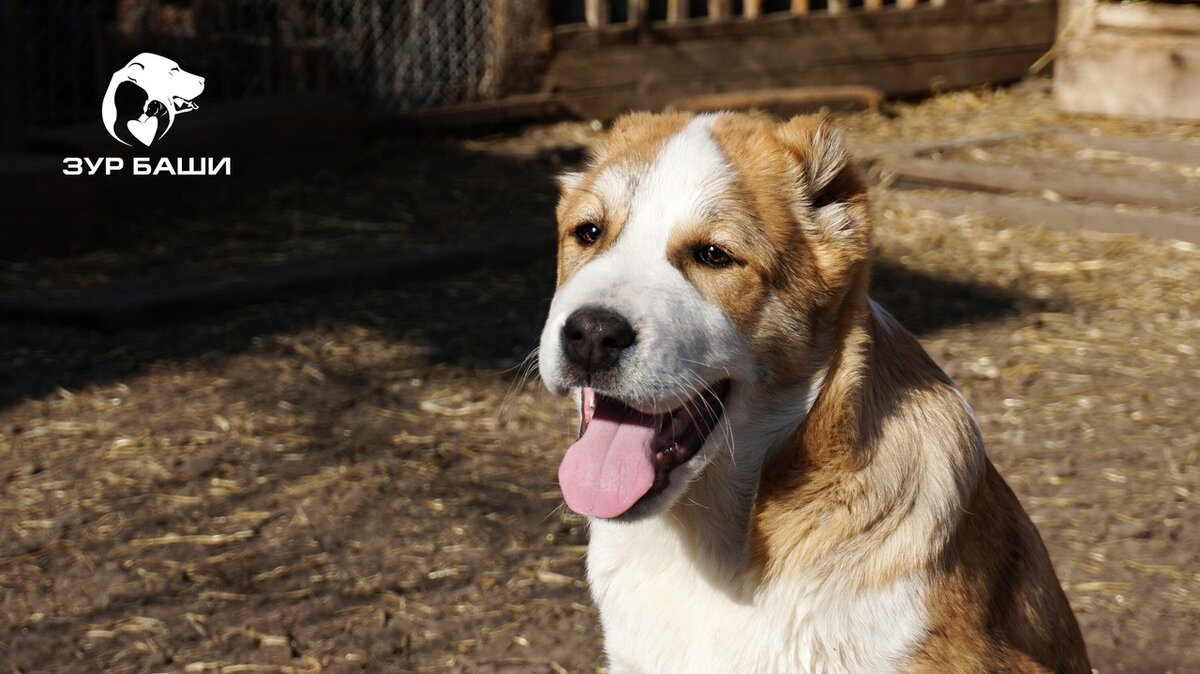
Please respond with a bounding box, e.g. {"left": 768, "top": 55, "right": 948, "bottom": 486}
{"left": 646, "top": 290, "right": 983, "bottom": 593}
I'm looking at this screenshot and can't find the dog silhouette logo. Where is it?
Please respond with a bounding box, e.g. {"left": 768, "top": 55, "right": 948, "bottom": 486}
{"left": 101, "top": 53, "right": 205, "bottom": 147}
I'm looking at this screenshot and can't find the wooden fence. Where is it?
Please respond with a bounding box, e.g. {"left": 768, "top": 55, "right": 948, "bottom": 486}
{"left": 564, "top": 0, "right": 957, "bottom": 28}
{"left": 528, "top": 0, "right": 1056, "bottom": 119}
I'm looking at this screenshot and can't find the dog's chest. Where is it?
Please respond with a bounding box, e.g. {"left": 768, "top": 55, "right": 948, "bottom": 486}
{"left": 587, "top": 522, "right": 929, "bottom": 674}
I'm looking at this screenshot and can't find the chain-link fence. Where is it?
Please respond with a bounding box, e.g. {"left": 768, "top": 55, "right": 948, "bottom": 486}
{"left": 175, "top": 0, "right": 496, "bottom": 110}
{"left": 1, "top": 1, "right": 111, "bottom": 137}
{"left": 1, "top": 0, "right": 498, "bottom": 146}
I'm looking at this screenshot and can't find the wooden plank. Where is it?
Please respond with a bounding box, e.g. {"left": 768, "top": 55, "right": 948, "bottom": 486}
{"left": 0, "top": 229, "right": 557, "bottom": 327}
{"left": 666, "top": 85, "right": 884, "bottom": 115}
{"left": 851, "top": 131, "right": 1036, "bottom": 161}
{"left": 791, "top": 0, "right": 810, "bottom": 15}
{"left": 890, "top": 191, "right": 1200, "bottom": 244}
{"left": 546, "top": 2, "right": 1057, "bottom": 119}
{"left": 884, "top": 157, "right": 1200, "bottom": 211}
{"left": 898, "top": 0, "right": 918, "bottom": 9}
{"left": 585, "top": 0, "right": 609, "bottom": 27}
{"left": 1095, "top": 2, "right": 1200, "bottom": 35}
{"left": 745, "top": 0, "right": 764, "bottom": 19}
{"left": 828, "top": 0, "right": 848, "bottom": 14}
{"left": 865, "top": 0, "right": 884, "bottom": 12}
{"left": 1053, "top": 131, "right": 1200, "bottom": 167}
{"left": 553, "top": 2, "right": 1051, "bottom": 50}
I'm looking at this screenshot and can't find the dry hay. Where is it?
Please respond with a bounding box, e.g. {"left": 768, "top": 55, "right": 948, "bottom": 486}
{"left": 1, "top": 83, "right": 1198, "bottom": 672}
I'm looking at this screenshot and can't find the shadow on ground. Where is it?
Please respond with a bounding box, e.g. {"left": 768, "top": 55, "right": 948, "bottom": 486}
{"left": 0, "top": 130, "right": 1053, "bottom": 411}
{"left": 0, "top": 253, "right": 1046, "bottom": 412}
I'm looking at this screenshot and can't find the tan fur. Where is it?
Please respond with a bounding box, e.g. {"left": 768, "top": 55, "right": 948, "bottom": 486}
{"left": 553, "top": 112, "right": 1090, "bottom": 670}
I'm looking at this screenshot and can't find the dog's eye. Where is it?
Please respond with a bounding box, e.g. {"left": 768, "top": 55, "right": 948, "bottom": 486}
{"left": 694, "top": 244, "right": 733, "bottom": 268}
{"left": 572, "top": 222, "right": 602, "bottom": 246}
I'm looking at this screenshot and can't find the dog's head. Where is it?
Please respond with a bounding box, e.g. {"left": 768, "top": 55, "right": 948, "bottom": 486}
{"left": 122, "top": 52, "right": 206, "bottom": 113}
{"left": 539, "top": 112, "right": 872, "bottom": 520}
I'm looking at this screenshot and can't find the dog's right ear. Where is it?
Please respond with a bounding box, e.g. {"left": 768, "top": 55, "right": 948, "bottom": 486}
{"left": 556, "top": 171, "right": 584, "bottom": 195}
{"left": 126, "top": 62, "right": 144, "bottom": 83}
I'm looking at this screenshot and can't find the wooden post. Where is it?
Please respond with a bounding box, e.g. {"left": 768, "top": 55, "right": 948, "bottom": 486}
{"left": 628, "top": 0, "right": 649, "bottom": 27}
{"left": 666, "top": 0, "right": 689, "bottom": 22}
{"left": 865, "top": 0, "right": 883, "bottom": 10}
{"left": 745, "top": 0, "right": 763, "bottom": 19}
{"left": 791, "top": 0, "right": 810, "bottom": 15}
{"left": 483, "top": 0, "right": 553, "bottom": 98}
{"left": 709, "top": 0, "right": 732, "bottom": 21}
{"left": 585, "top": 0, "right": 609, "bottom": 27}
{"left": 828, "top": 0, "right": 848, "bottom": 14}
{"left": 898, "top": 0, "right": 918, "bottom": 9}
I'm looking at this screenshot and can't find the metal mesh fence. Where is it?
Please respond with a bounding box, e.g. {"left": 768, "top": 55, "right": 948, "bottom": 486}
{"left": 177, "top": 0, "right": 496, "bottom": 110}
{"left": 2, "top": 0, "right": 496, "bottom": 143}
{"left": 2, "top": 1, "right": 111, "bottom": 133}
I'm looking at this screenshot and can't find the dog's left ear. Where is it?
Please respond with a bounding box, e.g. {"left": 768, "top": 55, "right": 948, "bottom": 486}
{"left": 775, "top": 117, "right": 872, "bottom": 266}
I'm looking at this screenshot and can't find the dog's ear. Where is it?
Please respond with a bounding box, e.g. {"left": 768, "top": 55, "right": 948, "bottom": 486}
{"left": 776, "top": 117, "right": 851, "bottom": 202}
{"left": 776, "top": 117, "right": 872, "bottom": 281}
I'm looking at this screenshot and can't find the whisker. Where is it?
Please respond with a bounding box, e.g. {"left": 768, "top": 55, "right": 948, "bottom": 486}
{"left": 542, "top": 500, "right": 570, "bottom": 523}
{"left": 682, "top": 371, "right": 736, "bottom": 466}
{"left": 499, "top": 346, "right": 541, "bottom": 421}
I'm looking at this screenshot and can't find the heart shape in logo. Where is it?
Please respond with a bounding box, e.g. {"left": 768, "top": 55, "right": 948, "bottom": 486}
{"left": 127, "top": 117, "right": 159, "bottom": 146}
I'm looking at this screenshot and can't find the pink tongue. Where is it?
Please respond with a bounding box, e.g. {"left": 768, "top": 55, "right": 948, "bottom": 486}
{"left": 558, "top": 394, "right": 658, "bottom": 519}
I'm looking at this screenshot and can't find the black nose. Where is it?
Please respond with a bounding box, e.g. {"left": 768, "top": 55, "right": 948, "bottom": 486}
{"left": 562, "top": 307, "right": 636, "bottom": 372}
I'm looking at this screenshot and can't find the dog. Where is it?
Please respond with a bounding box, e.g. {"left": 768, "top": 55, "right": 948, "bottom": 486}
{"left": 537, "top": 112, "right": 1090, "bottom": 673}
{"left": 102, "top": 52, "right": 205, "bottom": 147}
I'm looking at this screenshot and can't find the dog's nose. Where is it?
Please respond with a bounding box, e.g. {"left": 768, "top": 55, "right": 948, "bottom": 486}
{"left": 562, "top": 307, "right": 635, "bottom": 372}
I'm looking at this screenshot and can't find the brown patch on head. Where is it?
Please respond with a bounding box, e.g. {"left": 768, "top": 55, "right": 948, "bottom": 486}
{"left": 553, "top": 112, "right": 693, "bottom": 287}
{"left": 659, "top": 114, "right": 874, "bottom": 388}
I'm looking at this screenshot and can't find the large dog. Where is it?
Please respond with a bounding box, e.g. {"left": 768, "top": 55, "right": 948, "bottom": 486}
{"left": 537, "top": 113, "right": 1089, "bottom": 673}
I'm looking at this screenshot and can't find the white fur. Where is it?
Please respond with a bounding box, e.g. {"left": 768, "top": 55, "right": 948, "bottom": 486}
{"left": 590, "top": 517, "right": 929, "bottom": 674}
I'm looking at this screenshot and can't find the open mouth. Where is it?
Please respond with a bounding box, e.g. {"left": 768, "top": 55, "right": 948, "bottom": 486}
{"left": 172, "top": 97, "right": 198, "bottom": 112}
{"left": 557, "top": 380, "right": 730, "bottom": 519}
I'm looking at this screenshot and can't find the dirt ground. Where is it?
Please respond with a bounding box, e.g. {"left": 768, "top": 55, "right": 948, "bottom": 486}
{"left": 2, "top": 84, "right": 1198, "bottom": 673}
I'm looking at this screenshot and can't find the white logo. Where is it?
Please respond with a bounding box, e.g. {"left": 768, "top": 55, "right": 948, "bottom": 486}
{"left": 101, "top": 52, "right": 205, "bottom": 147}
